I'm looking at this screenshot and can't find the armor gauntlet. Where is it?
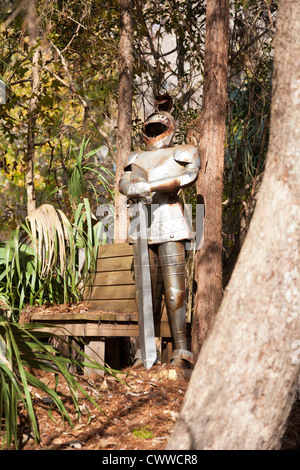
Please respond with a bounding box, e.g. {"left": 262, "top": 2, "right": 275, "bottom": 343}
{"left": 119, "top": 173, "right": 151, "bottom": 198}
{"left": 119, "top": 150, "right": 152, "bottom": 199}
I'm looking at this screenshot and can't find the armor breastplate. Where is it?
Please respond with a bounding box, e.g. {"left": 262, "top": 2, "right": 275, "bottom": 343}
{"left": 127, "top": 146, "right": 195, "bottom": 245}
{"left": 131, "top": 147, "right": 186, "bottom": 185}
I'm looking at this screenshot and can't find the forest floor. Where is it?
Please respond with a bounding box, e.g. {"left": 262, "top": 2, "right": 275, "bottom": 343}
{"left": 8, "top": 302, "right": 300, "bottom": 450}
{"left": 17, "top": 363, "right": 190, "bottom": 451}
{"left": 15, "top": 362, "right": 300, "bottom": 451}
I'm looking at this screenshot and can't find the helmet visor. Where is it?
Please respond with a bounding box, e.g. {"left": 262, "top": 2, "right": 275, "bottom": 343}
{"left": 142, "top": 112, "right": 175, "bottom": 148}
{"left": 144, "top": 121, "right": 168, "bottom": 138}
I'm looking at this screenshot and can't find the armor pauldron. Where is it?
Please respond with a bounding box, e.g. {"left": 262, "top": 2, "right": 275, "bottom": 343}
{"left": 174, "top": 145, "right": 200, "bottom": 164}
{"left": 124, "top": 150, "right": 139, "bottom": 170}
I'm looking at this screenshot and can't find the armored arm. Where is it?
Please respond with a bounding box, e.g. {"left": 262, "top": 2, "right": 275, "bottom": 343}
{"left": 119, "top": 172, "right": 151, "bottom": 198}
{"left": 149, "top": 163, "right": 198, "bottom": 192}
{"left": 149, "top": 145, "right": 200, "bottom": 192}
{"left": 119, "top": 151, "right": 151, "bottom": 198}
{"left": 119, "top": 145, "right": 200, "bottom": 197}
{"left": 119, "top": 170, "right": 132, "bottom": 195}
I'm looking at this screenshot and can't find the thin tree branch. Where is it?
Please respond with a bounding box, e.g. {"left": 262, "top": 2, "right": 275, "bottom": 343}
{"left": 44, "top": 41, "right": 116, "bottom": 161}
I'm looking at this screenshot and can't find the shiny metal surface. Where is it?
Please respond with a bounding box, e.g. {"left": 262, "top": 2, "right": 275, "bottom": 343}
{"left": 135, "top": 201, "right": 157, "bottom": 369}
{"left": 119, "top": 106, "right": 200, "bottom": 366}
{"left": 119, "top": 144, "right": 200, "bottom": 245}
{"left": 158, "top": 241, "right": 188, "bottom": 353}
{"left": 142, "top": 111, "right": 175, "bottom": 150}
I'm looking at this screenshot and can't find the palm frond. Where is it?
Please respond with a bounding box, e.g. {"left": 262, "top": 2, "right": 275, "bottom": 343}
{"left": 0, "top": 199, "right": 104, "bottom": 311}
{"left": 25, "top": 204, "right": 71, "bottom": 278}
{"left": 0, "top": 316, "right": 108, "bottom": 449}
{"left": 68, "top": 137, "right": 114, "bottom": 206}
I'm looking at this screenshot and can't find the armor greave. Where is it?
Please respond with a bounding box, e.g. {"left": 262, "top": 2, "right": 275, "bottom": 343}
{"left": 158, "top": 241, "right": 189, "bottom": 355}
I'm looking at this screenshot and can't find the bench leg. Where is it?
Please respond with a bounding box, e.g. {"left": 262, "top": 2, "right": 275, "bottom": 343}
{"left": 105, "top": 338, "right": 120, "bottom": 369}
{"left": 161, "top": 338, "right": 173, "bottom": 364}
{"left": 84, "top": 337, "right": 105, "bottom": 376}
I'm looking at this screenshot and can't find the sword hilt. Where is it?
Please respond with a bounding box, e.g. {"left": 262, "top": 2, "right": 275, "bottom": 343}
{"left": 142, "top": 196, "right": 153, "bottom": 205}
{"left": 131, "top": 196, "right": 152, "bottom": 205}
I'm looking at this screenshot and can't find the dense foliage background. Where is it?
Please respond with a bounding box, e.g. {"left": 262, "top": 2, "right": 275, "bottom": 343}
{"left": 0, "top": 0, "right": 275, "bottom": 232}
{"left": 0, "top": 0, "right": 277, "bottom": 449}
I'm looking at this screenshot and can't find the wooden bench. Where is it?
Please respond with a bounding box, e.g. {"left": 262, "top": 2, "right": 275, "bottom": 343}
{"left": 30, "top": 243, "right": 174, "bottom": 375}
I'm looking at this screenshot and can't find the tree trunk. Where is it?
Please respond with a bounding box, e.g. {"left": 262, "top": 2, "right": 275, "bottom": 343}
{"left": 26, "top": 0, "right": 39, "bottom": 215}
{"left": 114, "top": 0, "right": 133, "bottom": 243}
{"left": 167, "top": 0, "right": 300, "bottom": 450}
{"left": 191, "top": 0, "right": 229, "bottom": 356}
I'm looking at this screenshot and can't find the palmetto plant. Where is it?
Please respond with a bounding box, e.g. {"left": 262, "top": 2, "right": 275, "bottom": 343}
{"left": 0, "top": 199, "right": 103, "bottom": 313}
{"left": 0, "top": 149, "right": 114, "bottom": 447}
{"left": 67, "top": 136, "right": 114, "bottom": 207}
{"left": 0, "top": 201, "right": 109, "bottom": 449}
{"left": 0, "top": 315, "right": 109, "bottom": 449}
{"left": 0, "top": 137, "right": 114, "bottom": 311}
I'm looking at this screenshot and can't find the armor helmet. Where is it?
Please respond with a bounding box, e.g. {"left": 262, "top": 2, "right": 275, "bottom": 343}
{"left": 142, "top": 111, "right": 175, "bottom": 150}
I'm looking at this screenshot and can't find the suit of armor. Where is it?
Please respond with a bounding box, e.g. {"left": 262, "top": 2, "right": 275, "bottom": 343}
{"left": 119, "top": 107, "right": 200, "bottom": 365}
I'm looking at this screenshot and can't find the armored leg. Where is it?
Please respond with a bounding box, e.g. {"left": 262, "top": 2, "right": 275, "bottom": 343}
{"left": 158, "top": 241, "right": 193, "bottom": 364}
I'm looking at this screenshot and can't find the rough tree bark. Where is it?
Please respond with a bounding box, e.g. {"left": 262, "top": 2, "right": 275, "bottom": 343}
{"left": 114, "top": 0, "right": 133, "bottom": 243}
{"left": 167, "top": 0, "right": 300, "bottom": 450}
{"left": 191, "top": 0, "right": 229, "bottom": 356}
{"left": 25, "top": 0, "right": 39, "bottom": 215}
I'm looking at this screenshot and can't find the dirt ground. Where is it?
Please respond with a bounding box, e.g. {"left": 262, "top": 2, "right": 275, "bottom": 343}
{"left": 14, "top": 363, "right": 300, "bottom": 451}
{"left": 17, "top": 364, "right": 190, "bottom": 451}
{"left": 9, "top": 303, "right": 300, "bottom": 450}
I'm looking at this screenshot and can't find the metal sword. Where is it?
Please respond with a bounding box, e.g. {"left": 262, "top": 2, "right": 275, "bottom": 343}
{"left": 136, "top": 198, "right": 157, "bottom": 369}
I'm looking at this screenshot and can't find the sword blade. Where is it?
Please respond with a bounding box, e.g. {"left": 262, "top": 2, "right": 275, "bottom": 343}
{"left": 137, "top": 201, "right": 157, "bottom": 369}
